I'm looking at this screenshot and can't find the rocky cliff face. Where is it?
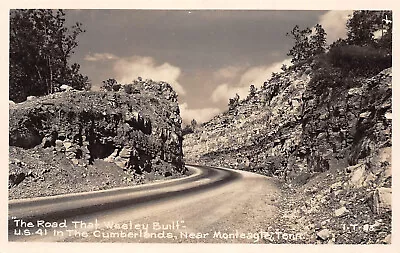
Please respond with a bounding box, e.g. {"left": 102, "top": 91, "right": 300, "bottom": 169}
{"left": 184, "top": 66, "right": 391, "bottom": 185}
{"left": 9, "top": 79, "right": 186, "bottom": 199}
{"left": 183, "top": 64, "right": 392, "bottom": 243}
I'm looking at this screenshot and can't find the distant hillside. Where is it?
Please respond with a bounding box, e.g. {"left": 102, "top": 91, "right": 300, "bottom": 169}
{"left": 9, "top": 79, "right": 186, "bottom": 199}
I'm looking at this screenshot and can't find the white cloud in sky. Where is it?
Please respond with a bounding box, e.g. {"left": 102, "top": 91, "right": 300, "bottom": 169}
{"left": 84, "top": 53, "right": 118, "bottom": 61}
{"left": 113, "top": 56, "right": 186, "bottom": 95}
{"left": 179, "top": 102, "right": 221, "bottom": 124}
{"left": 213, "top": 66, "right": 243, "bottom": 80}
{"left": 318, "top": 10, "right": 353, "bottom": 44}
{"left": 83, "top": 53, "right": 186, "bottom": 96}
{"left": 211, "top": 58, "right": 292, "bottom": 103}
{"left": 239, "top": 58, "right": 292, "bottom": 87}
{"left": 211, "top": 83, "right": 249, "bottom": 104}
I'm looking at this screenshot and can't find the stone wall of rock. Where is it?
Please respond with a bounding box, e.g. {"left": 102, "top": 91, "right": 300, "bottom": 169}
{"left": 183, "top": 66, "right": 392, "bottom": 186}
{"left": 9, "top": 79, "right": 185, "bottom": 190}
{"left": 182, "top": 64, "right": 392, "bottom": 244}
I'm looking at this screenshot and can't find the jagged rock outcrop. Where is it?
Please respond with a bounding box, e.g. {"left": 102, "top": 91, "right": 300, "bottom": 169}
{"left": 184, "top": 66, "right": 391, "bottom": 186}
{"left": 183, "top": 65, "right": 392, "bottom": 244}
{"left": 9, "top": 79, "right": 186, "bottom": 199}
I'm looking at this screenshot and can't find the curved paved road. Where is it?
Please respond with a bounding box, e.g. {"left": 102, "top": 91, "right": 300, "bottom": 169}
{"left": 9, "top": 165, "right": 281, "bottom": 243}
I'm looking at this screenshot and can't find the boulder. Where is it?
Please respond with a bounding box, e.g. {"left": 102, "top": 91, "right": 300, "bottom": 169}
{"left": 41, "top": 136, "right": 53, "bottom": 148}
{"left": 71, "top": 159, "right": 79, "bottom": 165}
{"left": 316, "top": 229, "right": 330, "bottom": 241}
{"left": 60, "top": 84, "right": 73, "bottom": 91}
{"left": 347, "top": 87, "right": 363, "bottom": 96}
{"left": 359, "top": 112, "right": 371, "bottom": 118}
{"left": 347, "top": 164, "right": 367, "bottom": 188}
{"left": 330, "top": 182, "right": 342, "bottom": 191}
{"left": 104, "top": 148, "right": 119, "bottom": 163}
{"left": 63, "top": 141, "right": 73, "bottom": 151}
{"left": 112, "top": 146, "right": 133, "bottom": 169}
{"left": 334, "top": 206, "right": 349, "bottom": 217}
{"left": 55, "top": 140, "right": 64, "bottom": 152}
{"left": 372, "top": 187, "right": 392, "bottom": 214}
{"left": 119, "top": 146, "right": 132, "bottom": 158}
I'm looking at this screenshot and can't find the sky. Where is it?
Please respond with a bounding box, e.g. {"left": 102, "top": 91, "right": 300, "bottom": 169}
{"left": 65, "top": 10, "right": 353, "bottom": 124}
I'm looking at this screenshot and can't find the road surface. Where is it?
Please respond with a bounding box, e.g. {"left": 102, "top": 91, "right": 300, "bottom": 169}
{"left": 9, "top": 165, "right": 282, "bottom": 243}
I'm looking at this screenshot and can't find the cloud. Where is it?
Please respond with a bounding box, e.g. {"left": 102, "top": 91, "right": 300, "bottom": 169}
{"left": 239, "top": 58, "right": 292, "bottom": 87}
{"left": 84, "top": 53, "right": 118, "bottom": 61}
{"left": 179, "top": 102, "right": 221, "bottom": 124}
{"left": 211, "top": 58, "right": 292, "bottom": 103}
{"left": 318, "top": 10, "right": 353, "bottom": 44}
{"left": 211, "top": 83, "right": 249, "bottom": 104}
{"left": 113, "top": 56, "right": 186, "bottom": 95}
{"left": 213, "top": 66, "right": 243, "bottom": 80}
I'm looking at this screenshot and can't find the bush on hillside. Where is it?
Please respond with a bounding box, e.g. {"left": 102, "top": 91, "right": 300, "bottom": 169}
{"left": 124, "top": 83, "right": 134, "bottom": 94}
{"left": 182, "top": 125, "right": 194, "bottom": 136}
{"left": 112, "top": 83, "right": 121, "bottom": 92}
{"left": 228, "top": 93, "right": 240, "bottom": 110}
{"left": 307, "top": 43, "right": 392, "bottom": 99}
{"left": 327, "top": 45, "right": 392, "bottom": 78}
{"left": 101, "top": 78, "right": 118, "bottom": 91}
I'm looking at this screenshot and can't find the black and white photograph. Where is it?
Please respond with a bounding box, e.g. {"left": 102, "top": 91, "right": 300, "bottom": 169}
{"left": 4, "top": 1, "right": 397, "bottom": 252}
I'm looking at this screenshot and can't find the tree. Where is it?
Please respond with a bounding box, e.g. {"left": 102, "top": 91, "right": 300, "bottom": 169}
{"left": 9, "top": 9, "right": 89, "bottom": 102}
{"left": 101, "top": 78, "right": 118, "bottom": 91}
{"left": 286, "top": 24, "right": 327, "bottom": 63}
{"left": 286, "top": 25, "right": 312, "bottom": 63}
{"left": 310, "top": 24, "right": 327, "bottom": 55}
{"left": 248, "top": 84, "right": 256, "bottom": 99}
{"left": 190, "top": 119, "right": 198, "bottom": 129}
{"left": 228, "top": 93, "right": 240, "bottom": 110}
{"left": 328, "top": 38, "right": 347, "bottom": 51}
{"left": 64, "top": 63, "right": 91, "bottom": 91}
{"left": 262, "top": 81, "right": 269, "bottom": 90}
{"left": 346, "top": 10, "right": 392, "bottom": 49}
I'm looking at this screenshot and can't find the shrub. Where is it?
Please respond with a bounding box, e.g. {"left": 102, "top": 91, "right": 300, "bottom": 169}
{"left": 247, "top": 84, "right": 256, "bottom": 99}
{"left": 228, "top": 93, "right": 240, "bottom": 110}
{"left": 102, "top": 78, "right": 118, "bottom": 91}
{"left": 112, "top": 83, "right": 121, "bottom": 92}
{"left": 306, "top": 44, "right": 391, "bottom": 99}
{"left": 124, "top": 83, "right": 134, "bottom": 94}
{"left": 308, "top": 65, "right": 344, "bottom": 97}
{"left": 182, "top": 124, "right": 194, "bottom": 136}
{"left": 327, "top": 45, "right": 392, "bottom": 77}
